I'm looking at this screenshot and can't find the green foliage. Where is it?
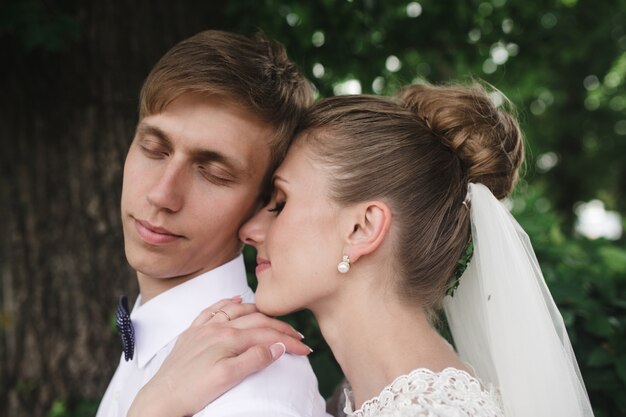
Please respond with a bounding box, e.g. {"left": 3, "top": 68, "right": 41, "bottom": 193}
{"left": 8, "top": 0, "right": 620, "bottom": 414}
{"left": 224, "top": 0, "right": 626, "bottom": 220}
{"left": 0, "top": 0, "right": 80, "bottom": 51}
{"left": 231, "top": 2, "right": 626, "bottom": 414}
{"left": 233, "top": 3, "right": 626, "bottom": 414}
{"left": 513, "top": 184, "right": 626, "bottom": 416}
{"left": 446, "top": 239, "right": 474, "bottom": 297}
{"left": 48, "top": 399, "right": 99, "bottom": 417}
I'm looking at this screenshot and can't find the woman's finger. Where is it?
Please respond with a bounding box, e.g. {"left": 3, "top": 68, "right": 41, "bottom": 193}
{"left": 190, "top": 297, "right": 248, "bottom": 327}
{"left": 216, "top": 343, "right": 286, "bottom": 386}
{"left": 225, "top": 327, "right": 312, "bottom": 356}
{"left": 207, "top": 302, "right": 259, "bottom": 324}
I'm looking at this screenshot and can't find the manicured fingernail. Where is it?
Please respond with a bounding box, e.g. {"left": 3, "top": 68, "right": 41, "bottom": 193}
{"left": 296, "top": 330, "right": 305, "bottom": 339}
{"left": 270, "top": 342, "right": 286, "bottom": 359}
{"left": 306, "top": 344, "right": 314, "bottom": 353}
{"left": 230, "top": 295, "right": 243, "bottom": 302}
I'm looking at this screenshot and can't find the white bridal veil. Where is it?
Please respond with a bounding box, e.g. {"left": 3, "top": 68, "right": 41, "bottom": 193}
{"left": 443, "top": 183, "right": 594, "bottom": 417}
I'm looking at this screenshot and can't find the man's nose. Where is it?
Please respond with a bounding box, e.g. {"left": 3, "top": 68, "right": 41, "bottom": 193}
{"left": 146, "top": 162, "right": 185, "bottom": 212}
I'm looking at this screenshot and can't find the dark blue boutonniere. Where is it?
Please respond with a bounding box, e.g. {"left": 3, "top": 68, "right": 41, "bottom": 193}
{"left": 115, "top": 295, "right": 135, "bottom": 361}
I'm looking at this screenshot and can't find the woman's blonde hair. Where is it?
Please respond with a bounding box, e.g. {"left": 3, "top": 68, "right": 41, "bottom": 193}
{"left": 296, "top": 83, "right": 524, "bottom": 313}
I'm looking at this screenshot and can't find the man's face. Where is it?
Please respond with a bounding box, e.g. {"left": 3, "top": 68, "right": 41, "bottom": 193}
{"left": 121, "top": 94, "right": 271, "bottom": 291}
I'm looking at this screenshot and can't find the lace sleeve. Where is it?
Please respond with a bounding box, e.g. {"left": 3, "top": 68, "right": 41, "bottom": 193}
{"left": 344, "top": 368, "right": 504, "bottom": 417}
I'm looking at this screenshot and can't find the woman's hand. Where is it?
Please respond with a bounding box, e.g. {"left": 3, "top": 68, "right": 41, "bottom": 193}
{"left": 127, "top": 297, "right": 310, "bottom": 417}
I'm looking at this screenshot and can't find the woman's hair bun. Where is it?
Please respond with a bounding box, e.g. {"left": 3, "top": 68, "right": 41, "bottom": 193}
{"left": 396, "top": 82, "right": 524, "bottom": 199}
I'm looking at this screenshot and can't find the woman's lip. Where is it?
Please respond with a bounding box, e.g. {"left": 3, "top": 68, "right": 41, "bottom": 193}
{"left": 255, "top": 258, "right": 271, "bottom": 275}
{"left": 134, "top": 218, "right": 183, "bottom": 245}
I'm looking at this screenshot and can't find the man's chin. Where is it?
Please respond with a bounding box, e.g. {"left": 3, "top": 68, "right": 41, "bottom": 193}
{"left": 125, "top": 253, "right": 185, "bottom": 280}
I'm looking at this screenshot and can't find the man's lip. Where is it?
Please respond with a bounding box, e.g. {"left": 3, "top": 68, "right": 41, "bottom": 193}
{"left": 133, "top": 218, "right": 184, "bottom": 244}
{"left": 135, "top": 219, "right": 182, "bottom": 236}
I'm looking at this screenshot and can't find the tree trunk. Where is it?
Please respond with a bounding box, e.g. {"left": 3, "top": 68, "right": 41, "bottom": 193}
{"left": 0, "top": 2, "right": 224, "bottom": 415}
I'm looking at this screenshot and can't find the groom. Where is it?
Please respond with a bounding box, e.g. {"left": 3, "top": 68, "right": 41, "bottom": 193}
{"left": 96, "top": 30, "right": 327, "bottom": 417}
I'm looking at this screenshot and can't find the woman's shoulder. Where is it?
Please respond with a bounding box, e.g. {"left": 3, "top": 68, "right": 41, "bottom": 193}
{"left": 344, "top": 367, "right": 504, "bottom": 417}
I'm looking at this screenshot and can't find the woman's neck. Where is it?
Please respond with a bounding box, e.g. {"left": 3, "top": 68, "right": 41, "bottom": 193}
{"left": 312, "top": 272, "right": 469, "bottom": 409}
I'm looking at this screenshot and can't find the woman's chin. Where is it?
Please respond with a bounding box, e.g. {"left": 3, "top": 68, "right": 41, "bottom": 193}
{"left": 255, "top": 294, "right": 293, "bottom": 317}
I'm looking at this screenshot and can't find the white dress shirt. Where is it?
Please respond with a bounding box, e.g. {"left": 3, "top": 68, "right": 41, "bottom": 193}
{"left": 96, "top": 255, "right": 329, "bottom": 417}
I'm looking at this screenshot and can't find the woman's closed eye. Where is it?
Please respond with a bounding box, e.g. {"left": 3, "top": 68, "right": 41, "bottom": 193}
{"left": 268, "top": 201, "right": 285, "bottom": 214}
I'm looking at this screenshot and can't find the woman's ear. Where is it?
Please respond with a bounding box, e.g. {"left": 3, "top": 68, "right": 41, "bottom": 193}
{"left": 343, "top": 201, "right": 392, "bottom": 263}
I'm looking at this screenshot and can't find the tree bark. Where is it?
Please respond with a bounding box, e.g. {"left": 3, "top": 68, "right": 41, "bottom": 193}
{"left": 0, "top": 1, "right": 224, "bottom": 415}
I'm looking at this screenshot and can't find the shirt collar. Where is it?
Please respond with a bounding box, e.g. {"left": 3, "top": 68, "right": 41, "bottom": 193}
{"left": 130, "top": 254, "right": 254, "bottom": 368}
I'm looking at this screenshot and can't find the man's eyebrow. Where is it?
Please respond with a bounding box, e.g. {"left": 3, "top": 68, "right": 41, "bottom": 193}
{"left": 136, "top": 124, "right": 173, "bottom": 150}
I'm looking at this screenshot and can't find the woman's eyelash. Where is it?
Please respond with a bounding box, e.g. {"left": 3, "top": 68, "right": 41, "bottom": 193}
{"left": 268, "top": 201, "right": 285, "bottom": 214}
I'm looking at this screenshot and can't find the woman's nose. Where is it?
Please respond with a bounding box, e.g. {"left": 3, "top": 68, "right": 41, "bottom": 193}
{"left": 239, "top": 208, "right": 271, "bottom": 246}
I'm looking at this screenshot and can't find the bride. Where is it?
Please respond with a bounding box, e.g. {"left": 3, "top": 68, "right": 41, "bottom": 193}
{"left": 128, "top": 82, "right": 594, "bottom": 416}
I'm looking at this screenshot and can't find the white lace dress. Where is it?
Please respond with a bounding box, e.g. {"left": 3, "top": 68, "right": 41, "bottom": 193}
{"left": 343, "top": 368, "right": 504, "bottom": 417}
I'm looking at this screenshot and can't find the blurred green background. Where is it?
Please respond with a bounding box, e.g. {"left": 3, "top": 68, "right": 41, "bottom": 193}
{"left": 1, "top": 0, "right": 625, "bottom": 416}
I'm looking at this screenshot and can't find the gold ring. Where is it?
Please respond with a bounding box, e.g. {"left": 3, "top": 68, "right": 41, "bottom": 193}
{"left": 211, "top": 309, "right": 231, "bottom": 321}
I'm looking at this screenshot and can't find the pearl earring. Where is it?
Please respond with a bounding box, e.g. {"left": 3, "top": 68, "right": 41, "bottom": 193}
{"left": 337, "top": 255, "right": 351, "bottom": 274}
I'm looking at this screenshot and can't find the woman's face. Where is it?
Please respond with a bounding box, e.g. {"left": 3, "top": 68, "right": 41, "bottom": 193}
{"left": 239, "top": 143, "right": 347, "bottom": 316}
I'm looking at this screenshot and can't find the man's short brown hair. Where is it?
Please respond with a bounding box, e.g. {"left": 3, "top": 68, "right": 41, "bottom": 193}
{"left": 139, "top": 30, "right": 313, "bottom": 174}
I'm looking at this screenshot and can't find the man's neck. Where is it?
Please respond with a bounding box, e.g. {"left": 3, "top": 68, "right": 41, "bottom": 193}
{"left": 134, "top": 253, "right": 243, "bottom": 304}
{"left": 136, "top": 273, "right": 199, "bottom": 304}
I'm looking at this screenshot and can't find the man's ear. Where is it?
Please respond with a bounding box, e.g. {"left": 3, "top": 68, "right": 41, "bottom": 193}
{"left": 343, "top": 201, "right": 392, "bottom": 263}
